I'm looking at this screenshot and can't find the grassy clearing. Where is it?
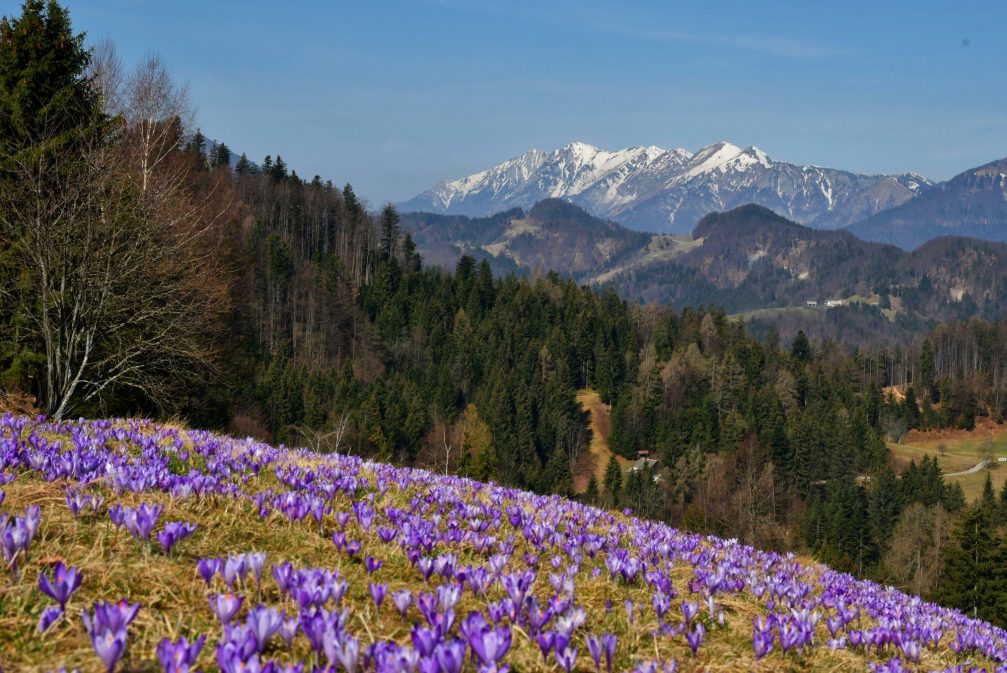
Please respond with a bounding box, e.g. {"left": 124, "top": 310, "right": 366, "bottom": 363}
{"left": 888, "top": 418, "right": 1007, "bottom": 500}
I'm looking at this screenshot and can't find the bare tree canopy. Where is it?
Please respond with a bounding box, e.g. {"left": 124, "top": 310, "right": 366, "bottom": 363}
{"left": 0, "top": 30, "right": 226, "bottom": 419}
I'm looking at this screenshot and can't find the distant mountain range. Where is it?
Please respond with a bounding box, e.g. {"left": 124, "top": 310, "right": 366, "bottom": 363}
{"left": 848, "top": 157, "right": 1007, "bottom": 249}
{"left": 403, "top": 199, "right": 1007, "bottom": 339}
{"left": 400, "top": 141, "right": 932, "bottom": 234}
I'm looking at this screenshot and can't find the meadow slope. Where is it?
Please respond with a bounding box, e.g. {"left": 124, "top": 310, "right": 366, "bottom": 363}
{"left": 0, "top": 415, "right": 1003, "bottom": 673}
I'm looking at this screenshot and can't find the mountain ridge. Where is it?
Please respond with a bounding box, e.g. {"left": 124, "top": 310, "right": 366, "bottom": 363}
{"left": 849, "top": 156, "right": 1007, "bottom": 249}
{"left": 403, "top": 200, "right": 1007, "bottom": 339}
{"left": 400, "top": 141, "right": 932, "bottom": 234}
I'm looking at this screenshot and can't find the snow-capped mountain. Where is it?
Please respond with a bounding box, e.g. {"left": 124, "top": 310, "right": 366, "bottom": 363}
{"left": 400, "top": 141, "right": 933, "bottom": 234}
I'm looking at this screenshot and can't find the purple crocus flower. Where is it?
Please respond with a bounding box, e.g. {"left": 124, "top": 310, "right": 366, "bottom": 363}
{"left": 369, "top": 582, "right": 388, "bottom": 611}
{"left": 66, "top": 491, "right": 88, "bottom": 518}
{"left": 108, "top": 504, "right": 126, "bottom": 527}
{"left": 156, "top": 634, "right": 206, "bottom": 673}
{"left": 222, "top": 555, "right": 248, "bottom": 588}
{"left": 435, "top": 638, "right": 466, "bottom": 673}
{"left": 753, "top": 628, "right": 774, "bottom": 660}
{"left": 246, "top": 604, "right": 283, "bottom": 651}
{"left": 89, "top": 626, "right": 127, "bottom": 673}
{"left": 278, "top": 616, "right": 299, "bottom": 649}
{"left": 537, "top": 631, "right": 556, "bottom": 661}
{"left": 38, "top": 561, "right": 83, "bottom": 608}
{"left": 209, "top": 592, "right": 244, "bottom": 624}
{"left": 392, "top": 589, "right": 412, "bottom": 618}
{"left": 365, "top": 555, "right": 384, "bottom": 574}
{"left": 0, "top": 504, "right": 40, "bottom": 573}
{"left": 122, "top": 502, "right": 163, "bottom": 541}
{"left": 247, "top": 551, "right": 267, "bottom": 587}
{"left": 157, "top": 521, "right": 197, "bottom": 554}
{"left": 681, "top": 601, "right": 698, "bottom": 625}
{"left": 83, "top": 599, "right": 140, "bottom": 635}
{"left": 37, "top": 605, "right": 63, "bottom": 634}
{"left": 82, "top": 599, "right": 136, "bottom": 673}
{"left": 197, "top": 557, "right": 222, "bottom": 586}
{"left": 331, "top": 634, "right": 361, "bottom": 673}
{"left": 685, "top": 623, "right": 706, "bottom": 655}
{"left": 271, "top": 561, "right": 294, "bottom": 597}
{"left": 468, "top": 624, "right": 512, "bottom": 666}
{"left": 601, "top": 633, "right": 617, "bottom": 673}
{"left": 555, "top": 646, "right": 578, "bottom": 673}
{"left": 587, "top": 634, "right": 603, "bottom": 671}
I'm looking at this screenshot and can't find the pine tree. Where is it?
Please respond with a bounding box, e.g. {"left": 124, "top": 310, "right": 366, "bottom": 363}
{"left": 0, "top": 0, "right": 97, "bottom": 164}
{"left": 934, "top": 505, "right": 1006, "bottom": 624}
{"left": 209, "top": 141, "right": 231, "bottom": 169}
{"left": 982, "top": 472, "right": 997, "bottom": 516}
{"left": 235, "top": 152, "right": 251, "bottom": 175}
{"left": 903, "top": 386, "right": 921, "bottom": 429}
{"left": 995, "top": 478, "right": 1007, "bottom": 528}
{"left": 790, "top": 330, "right": 811, "bottom": 363}
{"left": 379, "top": 204, "right": 399, "bottom": 263}
{"left": 585, "top": 475, "right": 600, "bottom": 504}
{"left": 603, "top": 456, "right": 622, "bottom": 507}
{"left": 401, "top": 233, "right": 421, "bottom": 273}
{"left": 942, "top": 481, "right": 966, "bottom": 513}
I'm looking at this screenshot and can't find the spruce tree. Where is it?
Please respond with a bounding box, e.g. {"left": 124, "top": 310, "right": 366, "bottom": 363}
{"left": 982, "top": 472, "right": 997, "bottom": 516}
{"left": 585, "top": 475, "right": 599, "bottom": 504}
{"left": 603, "top": 456, "right": 622, "bottom": 507}
{"left": 0, "top": 0, "right": 97, "bottom": 165}
{"left": 997, "top": 478, "right": 1007, "bottom": 528}
{"left": 235, "top": 152, "right": 251, "bottom": 175}
{"left": 379, "top": 204, "right": 399, "bottom": 263}
{"left": 934, "top": 505, "right": 1006, "bottom": 624}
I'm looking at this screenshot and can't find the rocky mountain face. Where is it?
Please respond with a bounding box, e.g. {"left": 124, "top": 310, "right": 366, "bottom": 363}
{"left": 400, "top": 141, "right": 931, "bottom": 234}
{"left": 848, "top": 157, "right": 1007, "bottom": 249}
{"left": 403, "top": 200, "right": 1007, "bottom": 339}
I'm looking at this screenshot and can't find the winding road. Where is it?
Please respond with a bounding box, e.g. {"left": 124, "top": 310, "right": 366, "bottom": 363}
{"left": 945, "top": 455, "right": 1007, "bottom": 478}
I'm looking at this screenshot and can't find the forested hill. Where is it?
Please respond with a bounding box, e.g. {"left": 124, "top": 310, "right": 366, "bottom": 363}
{"left": 403, "top": 201, "right": 1007, "bottom": 341}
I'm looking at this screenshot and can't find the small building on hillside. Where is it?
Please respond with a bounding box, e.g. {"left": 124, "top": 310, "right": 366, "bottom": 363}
{"left": 805, "top": 300, "right": 818, "bottom": 308}
{"left": 631, "top": 455, "right": 658, "bottom": 473}
{"left": 826, "top": 299, "right": 844, "bottom": 308}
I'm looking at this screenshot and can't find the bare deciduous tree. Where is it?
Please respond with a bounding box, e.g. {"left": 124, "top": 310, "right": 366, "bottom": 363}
{"left": 980, "top": 437, "right": 997, "bottom": 469}
{"left": 121, "top": 53, "right": 194, "bottom": 193}
{"left": 0, "top": 55, "right": 225, "bottom": 419}
{"left": 89, "top": 37, "right": 124, "bottom": 115}
{"left": 294, "top": 411, "right": 351, "bottom": 455}
{"left": 883, "top": 502, "right": 950, "bottom": 597}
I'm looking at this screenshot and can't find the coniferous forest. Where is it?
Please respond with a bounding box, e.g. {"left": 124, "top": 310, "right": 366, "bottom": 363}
{"left": 6, "top": 0, "right": 1007, "bottom": 633}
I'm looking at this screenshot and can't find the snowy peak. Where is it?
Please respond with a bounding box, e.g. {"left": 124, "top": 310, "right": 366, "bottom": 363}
{"left": 400, "top": 141, "right": 933, "bottom": 234}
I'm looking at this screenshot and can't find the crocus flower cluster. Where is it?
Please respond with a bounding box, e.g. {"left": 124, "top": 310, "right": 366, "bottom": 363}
{"left": 5, "top": 414, "right": 1007, "bottom": 673}
{"left": 157, "top": 521, "right": 197, "bottom": 554}
{"left": 0, "top": 503, "right": 40, "bottom": 575}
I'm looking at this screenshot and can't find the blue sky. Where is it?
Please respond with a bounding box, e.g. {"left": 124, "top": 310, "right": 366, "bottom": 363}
{"left": 38, "top": 1, "right": 1007, "bottom": 204}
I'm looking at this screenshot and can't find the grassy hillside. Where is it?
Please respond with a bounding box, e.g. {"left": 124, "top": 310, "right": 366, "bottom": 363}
{"left": 2, "top": 415, "right": 1006, "bottom": 672}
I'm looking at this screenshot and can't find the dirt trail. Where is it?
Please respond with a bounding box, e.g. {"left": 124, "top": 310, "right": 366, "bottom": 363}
{"left": 572, "top": 389, "right": 624, "bottom": 492}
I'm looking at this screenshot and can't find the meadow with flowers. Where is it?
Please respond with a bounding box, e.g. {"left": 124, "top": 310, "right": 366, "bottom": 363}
{"left": 0, "top": 414, "right": 1002, "bottom": 673}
